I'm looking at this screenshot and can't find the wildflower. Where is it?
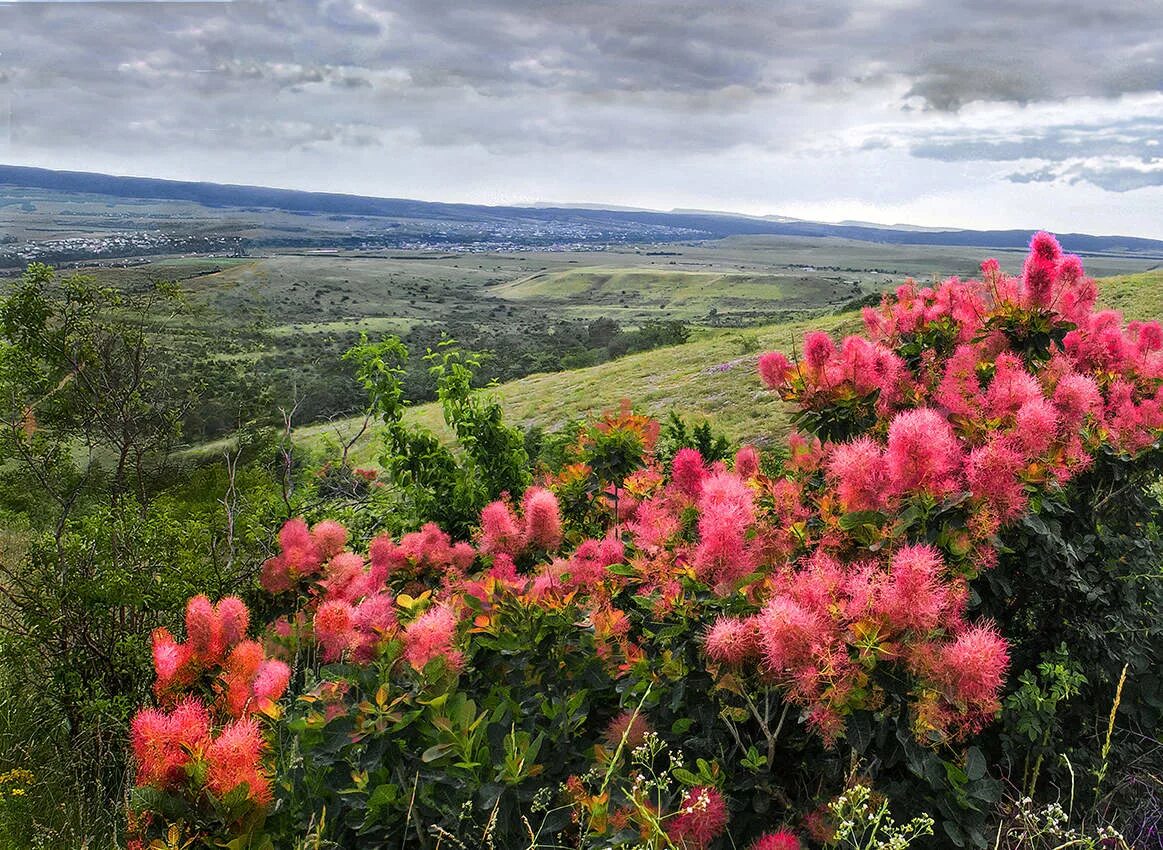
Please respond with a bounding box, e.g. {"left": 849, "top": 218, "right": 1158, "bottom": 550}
{"left": 672, "top": 447, "right": 708, "bottom": 499}
{"left": 151, "top": 627, "right": 188, "bottom": 687}
{"left": 451, "top": 541, "right": 477, "bottom": 571}
{"left": 523, "top": 487, "right": 563, "bottom": 550}
{"left": 668, "top": 786, "right": 729, "bottom": 847}
{"left": 1057, "top": 253, "right": 1084, "bottom": 286}
{"left": 1021, "top": 231, "right": 1061, "bottom": 309}
{"left": 321, "top": 552, "right": 368, "bottom": 602}
{"left": 704, "top": 615, "right": 758, "bottom": 666}
{"left": 602, "top": 711, "right": 652, "bottom": 750}
{"left": 185, "top": 595, "right": 221, "bottom": 664}
{"left": 487, "top": 552, "right": 520, "bottom": 583}
{"left": 206, "top": 718, "right": 271, "bottom": 806}
{"left": 987, "top": 355, "right": 1041, "bottom": 416}
{"left": 827, "top": 436, "right": 889, "bottom": 513}
{"left": 876, "top": 545, "right": 952, "bottom": 634}
{"left": 1058, "top": 261, "right": 1098, "bottom": 322}
{"left": 403, "top": 604, "right": 463, "bottom": 672}
{"left": 311, "top": 520, "right": 348, "bottom": 558}
{"left": 1015, "top": 398, "right": 1059, "bottom": 458}
{"left": 734, "top": 444, "right": 760, "bottom": 478}
{"left": 1137, "top": 320, "right": 1163, "bottom": 354}
{"left": 1052, "top": 372, "right": 1103, "bottom": 429}
{"left": 368, "top": 533, "right": 405, "bottom": 576}
{"left": 803, "top": 331, "right": 836, "bottom": 370}
{"left": 885, "top": 408, "right": 962, "bottom": 499}
{"left": 222, "top": 640, "right": 266, "bottom": 717}
{"left": 251, "top": 660, "right": 291, "bottom": 706}
{"left": 756, "top": 597, "right": 826, "bottom": 674}
{"left": 939, "top": 625, "right": 1010, "bottom": 707}
{"left": 751, "top": 830, "right": 802, "bottom": 850}
{"left": 313, "top": 600, "right": 356, "bottom": 662}
{"left": 786, "top": 431, "right": 823, "bottom": 473}
{"left": 758, "top": 350, "right": 792, "bottom": 389}
{"left": 566, "top": 536, "right": 624, "bottom": 589}
{"left": 354, "top": 593, "right": 397, "bottom": 636}
{"left": 277, "top": 517, "right": 324, "bottom": 578}
{"left": 935, "top": 345, "right": 986, "bottom": 418}
{"left": 599, "top": 535, "right": 626, "bottom": 567}
{"left": 628, "top": 495, "right": 683, "bottom": 552}
{"left": 258, "top": 555, "right": 293, "bottom": 594}
{"left": 966, "top": 437, "right": 1027, "bottom": 521}
{"left": 478, "top": 500, "right": 524, "bottom": 556}
{"left": 215, "top": 597, "right": 250, "bottom": 650}
{"left": 130, "top": 698, "right": 210, "bottom": 790}
{"left": 693, "top": 471, "right": 756, "bottom": 587}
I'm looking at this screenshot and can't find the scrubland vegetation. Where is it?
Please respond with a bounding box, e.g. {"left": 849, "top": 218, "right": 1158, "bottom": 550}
{"left": 0, "top": 233, "right": 1160, "bottom": 850}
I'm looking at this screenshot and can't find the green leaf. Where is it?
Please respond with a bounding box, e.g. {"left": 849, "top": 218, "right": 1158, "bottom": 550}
{"left": 421, "top": 744, "right": 453, "bottom": 763}
{"left": 671, "top": 718, "right": 694, "bottom": 735}
{"left": 965, "top": 747, "right": 987, "bottom": 782}
{"left": 838, "top": 510, "right": 885, "bottom": 530}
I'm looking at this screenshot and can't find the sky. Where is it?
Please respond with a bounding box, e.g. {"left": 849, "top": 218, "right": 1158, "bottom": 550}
{"left": 1, "top": 0, "right": 1162, "bottom": 237}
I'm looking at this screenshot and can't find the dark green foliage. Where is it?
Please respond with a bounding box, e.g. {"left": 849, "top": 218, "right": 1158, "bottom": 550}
{"left": 657, "top": 411, "right": 732, "bottom": 465}
{"left": 631, "top": 318, "right": 691, "bottom": 351}
{"left": 977, "top": 448, "right": 1163, "bottom": 819}
{"left": 271, "top": 598, "right": 617, "bottom": 845}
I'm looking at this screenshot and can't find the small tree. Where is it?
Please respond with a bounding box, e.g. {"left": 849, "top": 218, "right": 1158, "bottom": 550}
{"left": 344, "top": 335, "right": 531, "bottom": 537}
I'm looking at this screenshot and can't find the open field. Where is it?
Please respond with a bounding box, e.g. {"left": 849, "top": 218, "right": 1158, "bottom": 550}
{"left": 11, "top": 233, "right": 1158, "bottom": 443}
{"left": 295, "top": 268, "right": 1163, "bottom": 466}
{"left": 79, "top": 234, "right": 1163, "bottom": 330}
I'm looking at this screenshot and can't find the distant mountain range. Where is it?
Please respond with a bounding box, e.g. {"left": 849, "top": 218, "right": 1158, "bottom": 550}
{"left": 4, "top": 164, "right": 1163, "bottom": 256}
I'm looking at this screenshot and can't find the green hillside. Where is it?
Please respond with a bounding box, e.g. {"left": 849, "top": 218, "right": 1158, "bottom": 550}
{"left": 296, "top": 269, "right": 1163, "bottom": 466}
{"left": 486, "top": 266, "right": 860, "bottom": 323}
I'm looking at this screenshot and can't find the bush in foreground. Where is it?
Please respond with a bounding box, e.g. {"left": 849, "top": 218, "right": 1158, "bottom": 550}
{"left": 126, "top": 234, "right": 1162, "bottom": 848}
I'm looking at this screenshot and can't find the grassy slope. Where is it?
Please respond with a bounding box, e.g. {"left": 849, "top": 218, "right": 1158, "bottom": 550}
{"left": 297, "top": 269, "right": 1163, "bottom": 465}
{"left": 485, "top": 266, "right": 859, "bottom": 323}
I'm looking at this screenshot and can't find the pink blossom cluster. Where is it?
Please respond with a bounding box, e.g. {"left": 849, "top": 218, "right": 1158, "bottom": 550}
{"left": 151, "top": 595, "right": 288, "bottom": 716}
{"left": 131, "top": 596, "right": 285, "bottom": 817}
{"left": 477, "top": 486, "right": 565, "bottom": 555}
{"left": 764, "top": 234, "right": 1161, "bottom": 468}
{"left": 130, "top": 701, "right": 278, "bottom": 806}
{"left": 308, "top": 524, "right": 471, "bottom": 669}
{"left": 667, "top": 785, "right": 730, "bottom": 848}
{"left": 760, "top": 331, "right": 910, "bottom": 418}
{"left": 760, "top": 233, "right": 1161, "bottom": 559}
{"left": 704, "top": 545, "right": 1006, "bottom": 742}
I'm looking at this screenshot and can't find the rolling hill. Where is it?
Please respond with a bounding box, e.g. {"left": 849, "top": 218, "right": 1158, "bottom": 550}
{"left": 5, "top": 165, "right": 1163, "bottom": 259}
{"left": 296, "top": 269, "right": 1163, "bottom": 465}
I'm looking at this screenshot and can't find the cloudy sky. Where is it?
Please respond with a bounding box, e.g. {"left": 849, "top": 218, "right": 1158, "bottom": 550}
{"left": 2, "top": 0, "right": 1162, "bottom": 236}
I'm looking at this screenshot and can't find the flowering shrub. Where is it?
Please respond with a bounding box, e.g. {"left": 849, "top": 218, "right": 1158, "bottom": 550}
{"left": 127, "top": 596, "right": 290, "bottom": 846}
{"left": 127, "top": 234, "right": 1162, "bottom": 848}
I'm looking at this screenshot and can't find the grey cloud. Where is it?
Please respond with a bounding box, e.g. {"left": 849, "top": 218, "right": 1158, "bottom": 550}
{"left": 1009, "top": 162, "right": 1163, "bottom": 192}
{"left": 1075, "top": 168, "right": 1163, "bottom": 192}
{"left": 911, "top": 118, "right": 1163, "bottom": 164}
{"left": 910, "top": 116, "right": 1163, "bottom": 192}
{"left": 0, "top": 0, "right": 1161, "bottom": 187}
{"left": 1007, "top": 168, "right": 1060, "bottom": 184}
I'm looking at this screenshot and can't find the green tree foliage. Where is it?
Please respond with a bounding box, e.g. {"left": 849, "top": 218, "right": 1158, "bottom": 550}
{"left": 344, "top": 335, "right": 531, "bottom": 537}
{"left": 0, "top": 265, "right": 287, "bottom": 846}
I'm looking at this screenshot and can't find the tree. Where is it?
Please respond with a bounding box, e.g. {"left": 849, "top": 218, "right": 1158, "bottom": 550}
{"left": 344, "top": 335, "right": 531, "bottom": 537}
{"left": 0, "top": 265, "right": 275, "bottom": 836}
